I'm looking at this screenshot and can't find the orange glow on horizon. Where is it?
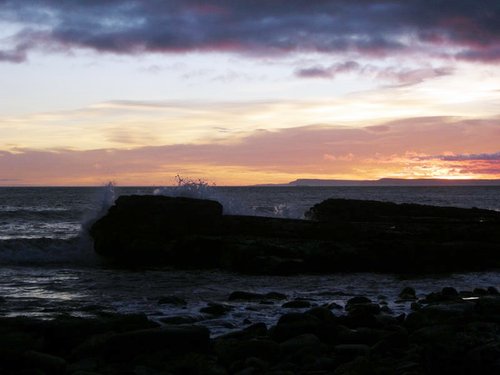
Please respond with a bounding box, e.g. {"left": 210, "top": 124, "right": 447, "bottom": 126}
{"left": 1, "top": 107, "right": 499, "bottom": 186}
{"left": 3, "top": 162, "right": 499, "bottom": 187}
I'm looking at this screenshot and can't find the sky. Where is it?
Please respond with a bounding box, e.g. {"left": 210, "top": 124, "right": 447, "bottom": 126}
{"left": 1, "top": 0, "right": 500, "bottom": 186}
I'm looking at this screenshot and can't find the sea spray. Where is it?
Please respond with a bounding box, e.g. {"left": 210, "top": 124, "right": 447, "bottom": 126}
{"left": 153, "top": 175, "right": 247, "bottom": 214}
{"left": 153, "top": 175, "right": 298, "bottom": 217}
{"left": 100, "top": 181, "right": 116, "bottom": 211}
{"left": 80, "top": 181, "right": 116, "bottom": 233}
{"left": 154, "top": 175, "right": 213, "bottom": 200}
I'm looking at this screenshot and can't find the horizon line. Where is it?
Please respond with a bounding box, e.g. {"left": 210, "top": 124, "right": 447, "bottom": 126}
{"left": 2, "top": 177, "right": 500, "bottom": 188}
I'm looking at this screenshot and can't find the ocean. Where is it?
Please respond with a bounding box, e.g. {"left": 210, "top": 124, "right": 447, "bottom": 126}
{"left": 1, "top": 185, "right": 499, "bottom": 336}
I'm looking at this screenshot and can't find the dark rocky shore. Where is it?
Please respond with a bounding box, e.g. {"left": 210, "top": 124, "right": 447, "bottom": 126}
{"left": 2, "top": 287, "right": 500, "bottom": 374}
{"left": 90, "top": 195, "right": 500, "bottom": 274}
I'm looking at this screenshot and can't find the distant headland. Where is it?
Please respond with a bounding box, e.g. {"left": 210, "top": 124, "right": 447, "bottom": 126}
{"left": 257, "top": 178, "right": 500, "bottom": 187}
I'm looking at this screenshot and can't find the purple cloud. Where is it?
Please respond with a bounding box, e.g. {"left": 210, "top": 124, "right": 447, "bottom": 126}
{"left": 0, "top": 46, "right": 27, "bottom": 62}
{"left": 436, "top": 152, "right": 500, "bottom": 161}
{"left": 295, "top": 61, "right": 453, "bottom": 84}
{"left": 2, "top": 1, "right": 500, "bottom": 63}
{"left": 296, "top": 61, "right": 360, "bottom": 78}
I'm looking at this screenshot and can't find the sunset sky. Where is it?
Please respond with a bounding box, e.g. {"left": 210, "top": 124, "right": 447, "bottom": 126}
{"left": 1, "top": 0, "right": 500, "bottom": 185}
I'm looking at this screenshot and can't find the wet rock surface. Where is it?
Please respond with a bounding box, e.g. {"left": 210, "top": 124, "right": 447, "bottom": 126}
{"left": 2, "top": 288, "right": 500, "bottom": 374}
{"left": 90, "top": 196, "right": 500, "bottom": 274}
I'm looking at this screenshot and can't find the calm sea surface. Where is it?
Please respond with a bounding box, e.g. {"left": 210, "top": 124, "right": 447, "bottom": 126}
{"left": 1, "top": 186, "right": 499, "bottom": 335}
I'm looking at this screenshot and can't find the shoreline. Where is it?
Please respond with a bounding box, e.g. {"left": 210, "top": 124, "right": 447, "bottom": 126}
{"left": 2, "top": 286, "right": 499, "bottom": 374}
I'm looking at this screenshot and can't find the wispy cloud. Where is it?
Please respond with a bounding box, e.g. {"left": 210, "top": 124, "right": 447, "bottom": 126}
{"left": 295, "top": 61, "right": 360, "bottom": 79}
{"left": 295, "top": 61, "right": 453, "bottom": 85}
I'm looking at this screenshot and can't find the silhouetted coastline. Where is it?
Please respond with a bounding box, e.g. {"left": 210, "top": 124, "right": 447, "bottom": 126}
{"left": 258, "top": 178, "right": 500, "bottom": 187}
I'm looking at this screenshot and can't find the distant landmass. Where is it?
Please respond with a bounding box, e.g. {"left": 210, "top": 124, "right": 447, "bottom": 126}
{"left": 258, "top": 178, "right": 500, "bottom": 187}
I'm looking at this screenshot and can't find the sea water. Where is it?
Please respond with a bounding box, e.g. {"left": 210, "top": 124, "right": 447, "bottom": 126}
{"left": 1, "top": 186, "right": 499, "bottom": 335}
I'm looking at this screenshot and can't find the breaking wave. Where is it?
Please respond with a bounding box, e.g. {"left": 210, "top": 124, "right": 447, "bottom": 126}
{"left": 0, "top": 182, "right": 116, "bottom": 265}
{"left": 0, "top": 236, "right": 97, "bottom": 265}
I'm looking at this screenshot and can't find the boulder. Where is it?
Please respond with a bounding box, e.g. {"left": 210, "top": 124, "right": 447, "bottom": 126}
{"left": 487, "top": 286, "right": 499, "bottom": 295}
{"left": 346, "top": 297, "right": 372, "bottom": 306}
{"left": 333, "top": 344, "right": 370, "bottom": 358}
{"left": 398, "top": 286, "right": 417, "bottom": 301}
{"left": 200, "top": 303, "right": 233, "bottom": 316}
{"left": 271, "top": 313, "right": 322, "bottom": 342}
{"left": 476, "top": 295, "right": 500, "bottom": 315}
{"left": 0, "top": 330, "right": 41, "bottom": 363}
{"left": 97, "top": 325, "right": 210, "bottom": 360}
{"left": 282, "top": 300, "right": 311, "bottom": 309}
{"left": 229, "top": 291, "right": 265, "bottom": 301}
{"left": 23, "top": 350, "right": 66, "bottom": 374}
{"left": 441, "top": 287, "right": 459, "bottom": 299}
{"left": 218, "top": 323, "right": 268, "bottom": 341}
{"left": 280, "top": 334, "right": 321, "bottom": 354}
{"left": 419, "top": 301, "right": 476, "bottom": 324}
{"left": 345, "top": 303, "right": 381, "bottom": 317}
{"left": 90, "top": 195, "right": 223, "bottom": 262}
{"left": 465, "top": 343, "right": 500, "bottom": 374}
{"left": 265, "top": 292, "right": 288, "bottom": 300}
{"left": 306, "top": 307, "right": 337, "bottom": 323}
{"left": 214, "top": 338, "right": 281, "bottom": 365}
{"left": 157, "top": 296, "right": 187, "bottom": 306}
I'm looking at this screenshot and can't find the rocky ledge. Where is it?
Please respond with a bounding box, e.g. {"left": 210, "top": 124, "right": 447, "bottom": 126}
{"left": 2, "top": 287, "right": 500, "bottom": 374}
{"left": 89, "top": 196, "right": 500, "bottom": 274}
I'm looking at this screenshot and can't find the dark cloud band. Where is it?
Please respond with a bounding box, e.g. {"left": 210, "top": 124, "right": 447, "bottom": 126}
{"left": 1, "top": 0, "right": 500, "bottom": 63}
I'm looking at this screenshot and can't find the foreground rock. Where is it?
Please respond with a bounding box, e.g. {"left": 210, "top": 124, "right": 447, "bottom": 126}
{"left": 3, "top": 289, "right": 500, "bottom": 374}
{"left": 90, "top": 196, "right": 500, "bottom": 273}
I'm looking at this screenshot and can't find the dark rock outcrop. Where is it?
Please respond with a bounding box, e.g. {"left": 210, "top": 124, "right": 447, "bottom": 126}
{"left": 90, "top": 195, "right": 224, "bottom": 263}
{"left": 90, "top": 195, "right": 500, "bottom": 274}
{"left": 305, "top": 198, "right": 500, "bottom": 223}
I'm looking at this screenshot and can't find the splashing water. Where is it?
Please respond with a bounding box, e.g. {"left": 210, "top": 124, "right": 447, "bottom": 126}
{"left": 153, "top": 176, "right": 295, "bottom": 217}
{"left": 154, "top": 175, "right": 213, "bottom": 200}
{"left": 80, "top": 182, "right": 117, "bottom": 234}
{"left": 100, "top": 181, "right": 116, "bottom": 211}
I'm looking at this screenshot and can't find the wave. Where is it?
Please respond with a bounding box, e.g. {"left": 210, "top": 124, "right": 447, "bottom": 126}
{"left": 0, "top": 183, "right": 117, "bottom": 266}
{"left": 0, "top": 235, "right": 99, "bottom": 266}
{"left": 0, "top": 206, "right": 69, "bottom": 212}
{"left": 0, "top": 209, "right": 80, "bottom": 222}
